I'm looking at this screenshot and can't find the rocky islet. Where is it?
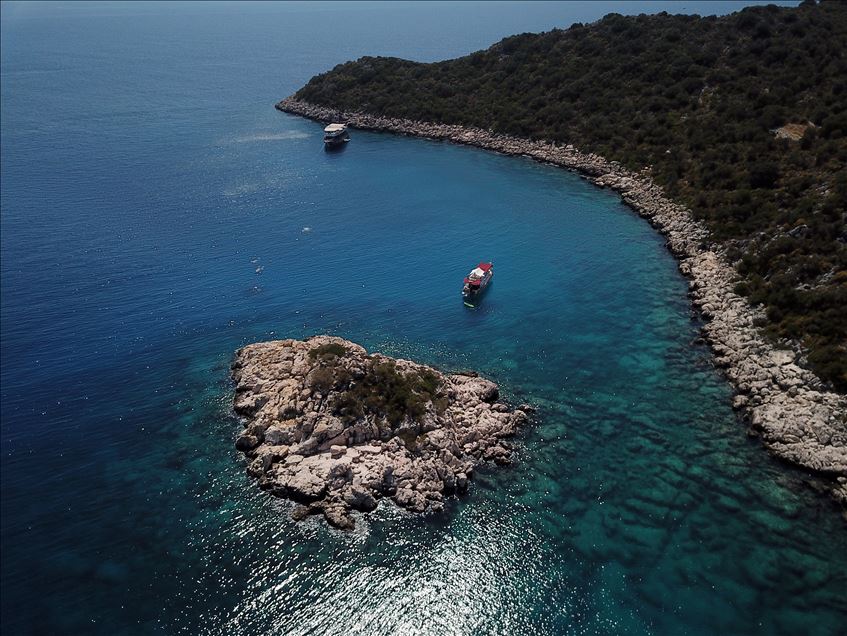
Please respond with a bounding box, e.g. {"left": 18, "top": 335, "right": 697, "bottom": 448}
{"left": 232, "top": 336, "right": 530, "bottom": 529}
{"left": 272, "top": 98, "right": 846, "bottom": 507}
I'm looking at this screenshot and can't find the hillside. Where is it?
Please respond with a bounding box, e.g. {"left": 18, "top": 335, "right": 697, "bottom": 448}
{"left": 293, "top": 0, "right": 847, "bottom": 391}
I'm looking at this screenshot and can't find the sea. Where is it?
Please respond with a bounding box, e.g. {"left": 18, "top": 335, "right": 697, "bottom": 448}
{"left": 2, "top": 2, "right": 844, "bottom": 635}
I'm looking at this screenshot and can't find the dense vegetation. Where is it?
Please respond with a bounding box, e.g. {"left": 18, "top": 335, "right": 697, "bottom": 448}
{"left": 307, "top": 345, "right": 447, "bottom": 428}
{"left": 295, "top": 0, "right": 847, "bottom": 391}
{"left": 308, "top": 341, "right": 350, "bottom": 360}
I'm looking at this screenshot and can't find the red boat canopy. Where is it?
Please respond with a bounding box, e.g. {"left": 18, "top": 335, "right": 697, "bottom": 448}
{"left": 477, "top": 262, "right": 493, "bottom": 271}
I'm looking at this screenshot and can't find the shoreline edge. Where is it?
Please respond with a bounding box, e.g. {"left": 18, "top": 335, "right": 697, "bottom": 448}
{"left": 275, "top": 97, "right": 846, "bottom": 508}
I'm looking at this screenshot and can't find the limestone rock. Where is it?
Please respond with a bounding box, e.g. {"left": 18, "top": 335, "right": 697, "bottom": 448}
{"left": 235, "top": 434, "right": 259, "bottom": 452}
{"left": 286, "top": 468, "right": 327, "bottom": 502}
{"left": 233, "top": 336, "right": 528, "bottom": 528}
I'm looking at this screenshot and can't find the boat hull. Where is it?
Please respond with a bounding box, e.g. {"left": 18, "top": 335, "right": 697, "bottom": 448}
{"left": 462, "top": 273, "right": 493, "bottom": 307}
{"left": 323, "top": 135, "right": 349, "bottom": 151}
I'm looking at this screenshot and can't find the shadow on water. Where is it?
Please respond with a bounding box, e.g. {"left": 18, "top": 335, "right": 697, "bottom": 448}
{"left": 323, "top": 139, "right": 350, "bottom": 153}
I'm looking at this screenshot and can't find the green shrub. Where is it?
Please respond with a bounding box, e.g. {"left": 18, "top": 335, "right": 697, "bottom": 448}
{"left": 329, "top": 359, "right": 447, "bottom": 426}
{"left": 308, "top": 342, "right": 349, "bottom": 360}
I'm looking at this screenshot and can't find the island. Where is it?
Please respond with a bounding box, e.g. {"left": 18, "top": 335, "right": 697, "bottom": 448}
{"left": 232, "top": 336, "right": 530, "bottom": 529}
{"left": 274, "top": 1, "right": 847, "bottom": 507}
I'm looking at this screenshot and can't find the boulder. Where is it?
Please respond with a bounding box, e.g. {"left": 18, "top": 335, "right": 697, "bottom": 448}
{"left": 264, "top": 426, "right": 292, "bottom": 445}
{"left": 343, "top": 485, "right": 378, "bottom": 512}
{"left": 286, "top": 468, "right": 326, "bottom": 502}
{"left": 235, "top": 434, "right": 259, "bottom": 452}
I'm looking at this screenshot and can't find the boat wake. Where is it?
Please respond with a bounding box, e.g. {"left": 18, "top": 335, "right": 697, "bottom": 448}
{"left": 231, "top": 131, "right": 310, "bottom": 143}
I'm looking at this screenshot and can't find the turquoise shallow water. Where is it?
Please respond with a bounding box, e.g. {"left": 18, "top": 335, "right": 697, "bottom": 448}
{"left": 1, "top": 2, "right": 844, "bottom": 635}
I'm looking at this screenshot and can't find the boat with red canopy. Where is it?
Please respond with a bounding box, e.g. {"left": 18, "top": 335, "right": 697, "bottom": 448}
{"left": 462, "top": 262, "right": 493, "bottom": 307}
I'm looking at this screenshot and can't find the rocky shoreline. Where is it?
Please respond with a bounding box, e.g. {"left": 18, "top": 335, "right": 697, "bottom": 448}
{"left": 275, "top": 98, "right": 846, "bottom": 506}
{"left": 233, "top": 336, "right": 529, "bottom": 529}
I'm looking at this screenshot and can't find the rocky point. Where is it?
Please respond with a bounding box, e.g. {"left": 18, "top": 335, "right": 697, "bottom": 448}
{"left": 232, "top": 336, "right": 530, "bottom": 529}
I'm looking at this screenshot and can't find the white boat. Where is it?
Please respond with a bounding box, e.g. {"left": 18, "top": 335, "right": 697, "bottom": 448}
{"left": 323, "top": 123, "right": 350, "bottom": 147}
{"left": 462, "top": 262, "right": 493, "bottom": 307}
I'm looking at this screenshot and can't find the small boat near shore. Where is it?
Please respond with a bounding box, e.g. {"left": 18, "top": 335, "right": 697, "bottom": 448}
{"left": 323, "top": 123, "right": 350, "bottom": 148}
{"left": 462, "top": 262, "right": 493, "bottom": 307}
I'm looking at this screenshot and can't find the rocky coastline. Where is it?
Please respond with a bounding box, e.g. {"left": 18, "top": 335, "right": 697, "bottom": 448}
{"left": 275, "top": 98, "right": 846, "bottom": 506}
{"left": 233, "top": 336, "right": 529, "bottom": 529}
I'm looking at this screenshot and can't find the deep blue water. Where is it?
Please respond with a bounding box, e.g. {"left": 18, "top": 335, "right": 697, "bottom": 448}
{"left": 3, "top": 2, "right": 844, "bottom": 635}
